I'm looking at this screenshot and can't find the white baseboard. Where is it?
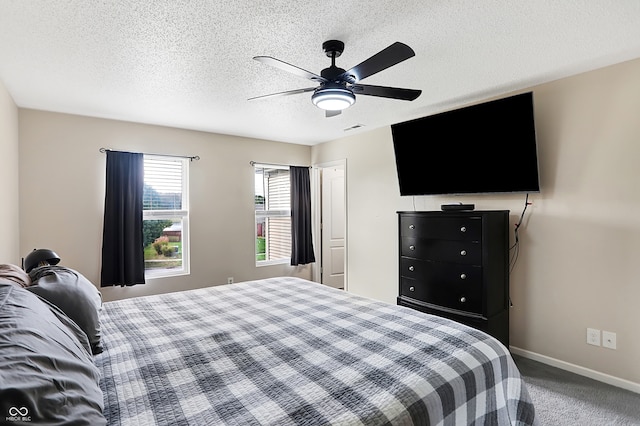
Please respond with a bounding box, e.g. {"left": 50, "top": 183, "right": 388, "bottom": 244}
{"left": 510, "top": 346, "right": 640, "bottom": 395}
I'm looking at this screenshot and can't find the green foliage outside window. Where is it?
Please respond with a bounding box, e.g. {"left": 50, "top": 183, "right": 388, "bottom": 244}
{"left": 143, "top": 220, "right": 173, "bottom": 248}
{"left": 256, "top": 237, "right": 266, "bottom": 261}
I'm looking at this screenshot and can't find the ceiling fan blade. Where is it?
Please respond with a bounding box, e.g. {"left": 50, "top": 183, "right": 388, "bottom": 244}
{"left": 338, "top": 42, "right": 416, "bottom": 83}
{"left": 253, "top": 56, "right": 327, "bottom": 83}
{"left": 326, "top": 110, "right": 341, "bottom": 118}
{"left": 248, "top": 87, "right": 316, "bottom": 101}
{"left": 351, "top": 84, "right": 422, "bottom": 101}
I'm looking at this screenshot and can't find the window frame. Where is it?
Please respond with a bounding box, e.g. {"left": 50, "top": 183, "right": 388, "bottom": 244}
{"left": 254, "top": 164, "right": 291, "bottom": 266}
{"left": 143, "top": 155, "right": 190, "bottom": 279}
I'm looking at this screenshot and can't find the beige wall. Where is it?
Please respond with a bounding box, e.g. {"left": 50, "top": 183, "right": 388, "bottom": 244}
{"left": 18, "top": 110, "right": 312, "bottom": 301}
{"left": 312, "top": 57, "right": 640, "bottom": 387}
{"left": 0, "top": 80, "right": 20, "bottom": 264}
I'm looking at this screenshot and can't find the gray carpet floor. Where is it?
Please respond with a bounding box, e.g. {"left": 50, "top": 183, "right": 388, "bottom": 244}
{"left": 513, "top": 354, "right": 640, "bottom": 425}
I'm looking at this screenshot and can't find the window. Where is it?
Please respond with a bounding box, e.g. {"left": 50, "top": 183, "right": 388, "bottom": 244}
{"left": 254, "top": 165, "right": 290, "bottom": 265}
{"left": 143, "top": 155, "right": 189, "bottom": 277}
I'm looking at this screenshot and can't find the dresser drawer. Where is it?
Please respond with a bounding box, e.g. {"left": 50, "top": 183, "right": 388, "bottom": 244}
{"left": 399, "top": 215, "right": 481, "bottom": 241}
{"left": 400, "top": 257, "right": 482, "bottom": 285}
{"left": 400, "top": 276, "right": 482, "bottom": 314}
{"left": 400, "top": 237, "right": 481, "bottom": 264}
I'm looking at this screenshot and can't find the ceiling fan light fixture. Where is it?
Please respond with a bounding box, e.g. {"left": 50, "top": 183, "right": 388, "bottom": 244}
{"left": 312, "top": 87, "right": 356, "bottom": 111}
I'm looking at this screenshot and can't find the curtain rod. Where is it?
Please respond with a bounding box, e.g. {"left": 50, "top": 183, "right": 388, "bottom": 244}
{"left": 99, "top": 148, "right": 200, "bottom": 161}
{"left": 249, "top": 161, "right": 310, "bottom": 168}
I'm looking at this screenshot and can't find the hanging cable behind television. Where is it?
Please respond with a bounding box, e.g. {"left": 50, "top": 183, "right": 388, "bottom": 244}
{"left": 509, "top": 193, "right": 532, "bottom": 274}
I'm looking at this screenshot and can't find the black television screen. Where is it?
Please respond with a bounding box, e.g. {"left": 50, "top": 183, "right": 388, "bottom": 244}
{"left": 391, "top": 92, "right": 540, "bottom": 196}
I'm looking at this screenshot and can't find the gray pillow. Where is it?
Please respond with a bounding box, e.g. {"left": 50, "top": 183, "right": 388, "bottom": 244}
{"left": 0, "top": 263, "right": 31, "bottom": 288}
{"left": 28, "top": 266, "right": 103, "bottom": 355}
{"left": 0, "top": 283, "right": 106, "bottom": 425}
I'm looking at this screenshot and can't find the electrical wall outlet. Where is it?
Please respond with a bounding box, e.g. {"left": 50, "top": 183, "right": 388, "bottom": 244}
{"left": 586, "top": 328, "right": 601, "bottom": 346}
{"left": 227, "top": 277, "right": 234, "bottom": 284}
{"left": 602, "top": 331, "right": 617, "bottom": 349}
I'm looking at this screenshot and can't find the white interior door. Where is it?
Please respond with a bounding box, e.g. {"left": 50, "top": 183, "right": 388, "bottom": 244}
{"left": 321, "top": 165, "right": 345, "bottom": 289}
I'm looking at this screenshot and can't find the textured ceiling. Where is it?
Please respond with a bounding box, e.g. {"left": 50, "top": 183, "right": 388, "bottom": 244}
{"left": 1, "top": 1, "right": 640, "bottom": 145}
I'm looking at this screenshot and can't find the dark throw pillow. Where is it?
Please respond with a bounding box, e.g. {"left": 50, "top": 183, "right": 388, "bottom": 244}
{"left": 0, "top": 283, "right": 106, "bottom": 425}
{"left": 28, "top": 265, "right": 104, "bottom": 355}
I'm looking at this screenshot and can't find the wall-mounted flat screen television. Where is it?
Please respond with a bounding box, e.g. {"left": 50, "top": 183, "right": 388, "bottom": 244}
{"left": 391, "top": 91, "right": 540, "bottom": 196}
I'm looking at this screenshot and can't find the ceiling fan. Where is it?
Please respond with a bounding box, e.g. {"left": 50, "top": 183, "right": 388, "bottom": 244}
{"left": 249, "top": 40, "right": 422, "bottom": 117}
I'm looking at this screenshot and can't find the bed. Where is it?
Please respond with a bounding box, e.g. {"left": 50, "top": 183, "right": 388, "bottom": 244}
{"left": 95, "top": 277, "right": 536, "bottom": 425}
{"left": 1, "top": 271, "right": 537, "bottom": 425}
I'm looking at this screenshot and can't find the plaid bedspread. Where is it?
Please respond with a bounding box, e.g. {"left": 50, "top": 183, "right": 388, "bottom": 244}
{"left": 95, "top": 277, "right": 536, "bottom": 425}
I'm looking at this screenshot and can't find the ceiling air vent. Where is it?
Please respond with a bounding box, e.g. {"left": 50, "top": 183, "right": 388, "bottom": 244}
{"left": 344, "top": 124, "right": 365, "bottom": 132}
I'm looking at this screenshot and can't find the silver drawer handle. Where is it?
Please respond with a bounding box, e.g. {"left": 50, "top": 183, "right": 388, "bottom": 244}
{"left": 460, "top": 250, "right": 467, "bottom": 256}
{"left": 409, "top": 245, "right": 415, "bottom": 251}
{"left": 460, "top": 297, "right": 466, "bottom": 303}
{"left": 460, "top": 226, "right": 466, "bottom": 233}
{"left": 408, "top": 265, "right": 415, "bottom": 272}
{"left": 409, "top": 224, "right": 415, "bottom": 230}
{"left": 409, "top": 286, "right": 415, "bottom": 292}
{"left": 460, "top": 273, "right": 467, "bottom": 280}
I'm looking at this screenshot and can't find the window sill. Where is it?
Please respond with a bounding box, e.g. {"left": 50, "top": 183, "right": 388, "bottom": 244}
{"left": 145, "top": 270, "right": 190, "bottom": 280}
{"left": 255, "top": 259, "right": 290, "bottom": 267}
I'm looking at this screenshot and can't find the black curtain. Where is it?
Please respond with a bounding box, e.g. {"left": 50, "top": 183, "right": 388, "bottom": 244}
{"left": 100, "top": 151, "right": 146, "bottom": 287}
{"left": 290, "top": 166, "right": 316, "bottom": 266}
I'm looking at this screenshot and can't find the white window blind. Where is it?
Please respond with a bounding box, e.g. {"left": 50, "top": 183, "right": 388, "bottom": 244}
{"left": 144, "top": 157, "right": 185, "bottom": 213}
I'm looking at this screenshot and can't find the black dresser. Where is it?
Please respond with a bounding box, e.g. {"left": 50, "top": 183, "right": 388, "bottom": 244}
{"left": 397, "top": 210, "right": 510, "bottom": 347}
